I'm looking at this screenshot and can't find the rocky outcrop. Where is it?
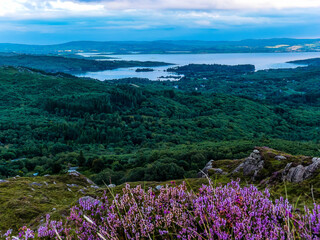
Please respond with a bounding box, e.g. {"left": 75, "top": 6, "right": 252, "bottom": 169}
{"left": 283, "top": 157, "right": 320, "bottom": 183}
{"left": 197, "top": 147, "right": 320, "bottom": 184}
{"left": 197, "top": 160, "right": 225, "bottom": 178}
{"left": 232, "top": 149, "right": 264, "bottom": 180}
{"left": 197, "top": 160, "right": 214, "bottom": 178}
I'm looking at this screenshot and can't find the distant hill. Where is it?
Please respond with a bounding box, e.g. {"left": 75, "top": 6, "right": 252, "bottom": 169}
{"left": 0, "top": 38, "right": 320, "bottom": 54}
{"left": 288, "top": 57, "right": 320, "bottom": 66}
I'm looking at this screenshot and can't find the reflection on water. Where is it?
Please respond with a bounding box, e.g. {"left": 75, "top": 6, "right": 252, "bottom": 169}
{"left": 77, "top": 52, "right": 320, "bottom": 81}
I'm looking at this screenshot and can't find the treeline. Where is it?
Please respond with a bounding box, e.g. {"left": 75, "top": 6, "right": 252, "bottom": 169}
{"left": 0, "top": 54, "right": 170, "bottom": 74}
{"left": 167, "top": 64, "right": 255, "bottom": 74}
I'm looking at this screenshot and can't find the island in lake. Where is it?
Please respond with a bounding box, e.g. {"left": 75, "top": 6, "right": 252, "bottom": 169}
{"left": 135, "top": 68, "right": 155, "bottom": 72}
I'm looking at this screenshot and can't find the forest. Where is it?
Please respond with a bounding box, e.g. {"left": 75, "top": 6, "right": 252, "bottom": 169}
{"left": 0, "top": 53, "right": 170, "bottom": 74}
{"left": 0, "top": 62, "right": 320, "bottom": 185}
{"left": 288, "top": 57, "right": 320, "bottom": 66}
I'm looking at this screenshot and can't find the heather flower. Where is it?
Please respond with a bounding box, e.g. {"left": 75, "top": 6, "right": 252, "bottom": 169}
{"left": 4, "top": 180, "right": 320, "bottom": 239}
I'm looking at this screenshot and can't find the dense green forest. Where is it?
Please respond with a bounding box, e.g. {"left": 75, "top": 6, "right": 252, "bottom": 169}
{"left": 0, "top": 63, "right": 320, "bottom": 185}
{"left": 0, "top": 53, "right": 170, "bottom": 74}
{"left": 288, "top": 57, "right": 320, "bottom": 66}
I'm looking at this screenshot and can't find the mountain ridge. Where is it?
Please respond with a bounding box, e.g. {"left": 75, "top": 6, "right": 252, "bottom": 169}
{"left": 0, "top": 38, "right": 319, "bottom": 54}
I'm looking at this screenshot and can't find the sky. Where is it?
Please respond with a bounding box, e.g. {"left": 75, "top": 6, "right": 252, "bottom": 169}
{"left": 0, "top": 0, "right": 319, "bottom": 44}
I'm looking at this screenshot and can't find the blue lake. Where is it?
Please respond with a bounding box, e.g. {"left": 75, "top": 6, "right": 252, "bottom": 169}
{"left": 77, "top": 52, "right": 320, "bottom": 81}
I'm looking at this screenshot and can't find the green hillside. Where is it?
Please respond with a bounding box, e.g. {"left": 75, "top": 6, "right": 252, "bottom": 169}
{"left": 0, "top": 65, "right": 319, "bottom": 186}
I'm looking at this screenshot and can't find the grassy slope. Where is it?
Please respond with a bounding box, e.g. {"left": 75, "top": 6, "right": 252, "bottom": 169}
{"left": 0, "top": 173, "right": 98, "bottom": 233}
{"left": 1, "top": 146, "right": 320, "bottom": 233}
{"left": 0, "top": 172, "right": 210, "bottom": 233}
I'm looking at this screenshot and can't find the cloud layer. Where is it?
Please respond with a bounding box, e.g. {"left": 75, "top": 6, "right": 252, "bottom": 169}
{"left": 1, "top": 0, "right": 320, "bottom": 18}
{"left": 0, "top": 0, "right": 319, "bottom": 43}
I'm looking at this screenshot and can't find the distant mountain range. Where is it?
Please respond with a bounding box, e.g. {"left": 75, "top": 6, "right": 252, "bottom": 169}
{"left": 0, "top": 38, "right": 320, "bottom": 54}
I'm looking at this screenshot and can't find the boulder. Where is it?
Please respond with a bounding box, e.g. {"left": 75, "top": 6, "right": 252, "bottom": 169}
{"left": 197, "top": 160, "right": 214, "bottom": 178}
{"left": 108, "top": 184, "right": 116, "bottom": 188}
{"left": 312, "top": 157, "right": 320, "bottom": 163}
{"left": 283, "top": 158, "right": 320, "bottom": 183}
{"left": 0, "top": 179, "right": 8, "bottom": 183}
{"left": 155, "top": 185, "right": 163, "bottom": 191}
{"left": 232, "top": 149, "right": 264, "bottom": 180}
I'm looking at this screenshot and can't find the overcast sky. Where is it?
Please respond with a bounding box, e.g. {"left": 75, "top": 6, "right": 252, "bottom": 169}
{"left": 0, "top": 0, "right": 319, "bottom": 44}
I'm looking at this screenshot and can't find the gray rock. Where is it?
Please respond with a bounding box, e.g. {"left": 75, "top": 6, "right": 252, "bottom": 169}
{"left": 233, "top": 163, "right": 244, "bottom": 174}
{"left": 283, "top": 158, "right": 320, "bottom": 183}
{"left": 90, "top": 185, "right": 99, "bottom": 189}
{"left": 86, "top": 177, "right": 96, "bottom": 185}
{"left": 312, "top": 157, "right": 320, "bottom": 163}
{"left": 0, "top": 179, "right": 8, "bottom": 183}
{"left": 108, "top": 184, "right": 116, "bottom": 188}
{"left": 209, "top": 168, "right": 224, "bottom": 175}
{"left": 155, "top": 185, "right": 163, "bottom": 191}
{"left": 275, "top": 155, "right": 287, "bottom": 161}
{"left": 286, "top": 165, "right": 305, "bottom": 183}
{"left": 52, "top": 208, "right": 56, "bottom": 211}
{"left": 30, "top": 182, "right": 42, "bottom": 187}
{"left": 44, "top": 174, "right": 50, "bottom": 177}
{"left": 79, "top": 189, "right": 86, "bottom": 194}
{"left": 197, "top": 160, "right": 215, "bottom": 178}
{"left": 232, "top": 149, "right": 264, "bottom": 181}
{"left": 68, "top": 171, "right": 80, "bottom": 177}
{"left": 283, "top": 162, "right": 292, "bottom": 173}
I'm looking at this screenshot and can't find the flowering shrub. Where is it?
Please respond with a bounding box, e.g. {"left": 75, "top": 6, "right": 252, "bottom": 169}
{"left": 3, "top": 181, "right": 320, "bottom": 239}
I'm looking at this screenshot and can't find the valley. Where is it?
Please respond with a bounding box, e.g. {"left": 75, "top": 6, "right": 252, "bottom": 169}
{"left": 0, "top": 50, "right": 320, "bottom": 238}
